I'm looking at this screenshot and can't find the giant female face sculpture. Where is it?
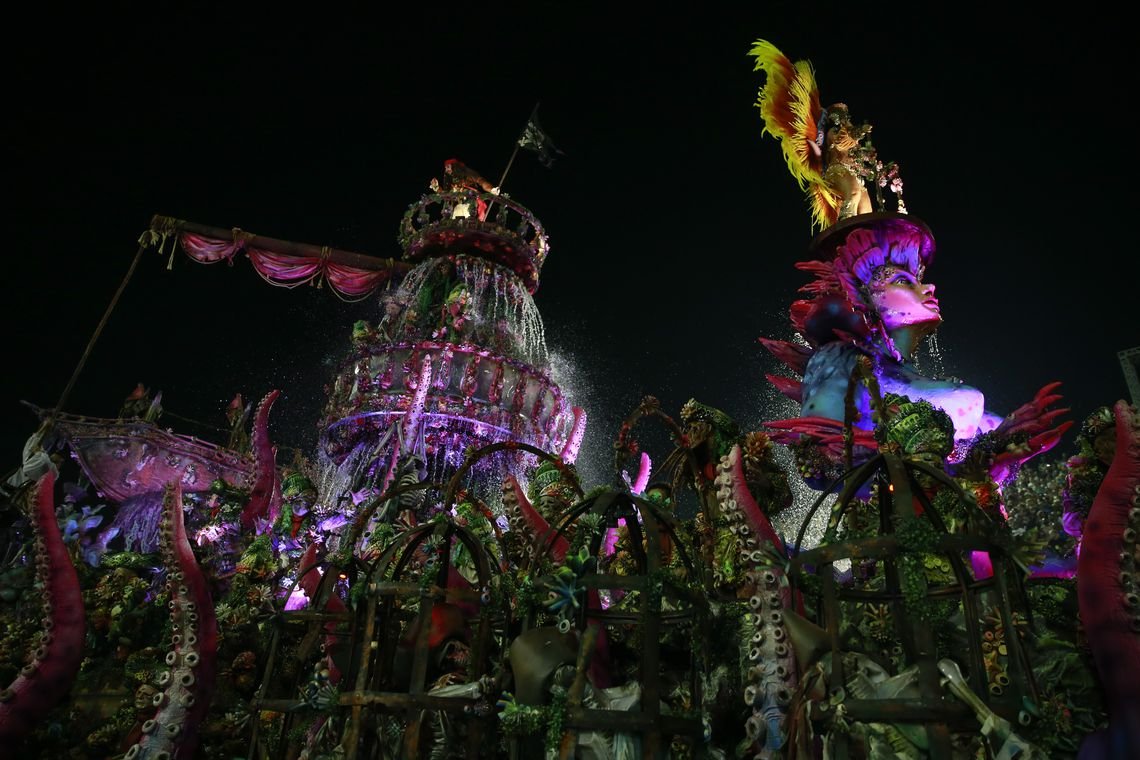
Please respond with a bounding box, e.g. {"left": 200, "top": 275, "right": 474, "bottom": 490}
{"left": 786, "top": 215, "right": 937, "bottom": 357}
{"left": 777, "top": 216, "right": 1008, "bottom": 445}
{"left": 865, "top": 264, "right": 942, "bottom": 334}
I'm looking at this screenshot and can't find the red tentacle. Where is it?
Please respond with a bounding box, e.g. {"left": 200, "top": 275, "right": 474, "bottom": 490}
{"left": 502, "top": 475, "right": 569, "bottom": 563}
{"left": 241, "top": 390, "right": 281, "bottom": 530}
{"left": 125, "top": 481, "right": 218, "bottom": 759}
{"left": 1077, "top": 401, "right": 1140, "bottom": 756}
{"left": 0, "top": 472, "right": 85, "bottom": 744}
{"left": 297, "top": 543, "right": 348, "bottom": 686}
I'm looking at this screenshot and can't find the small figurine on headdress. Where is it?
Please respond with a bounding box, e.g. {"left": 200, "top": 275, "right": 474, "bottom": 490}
{"left": 819, "top": 103, "right": 874, "bottom": 220}
{"left": 749, "top": 40, "right": 905, "bottom": 231}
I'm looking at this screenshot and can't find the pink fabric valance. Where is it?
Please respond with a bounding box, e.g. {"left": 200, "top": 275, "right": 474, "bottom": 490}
{"left": 179, "top": 232, "right": 243, "bottom": 264}
{"left": 177, "top": 232, "right": 389, "bottom": 301}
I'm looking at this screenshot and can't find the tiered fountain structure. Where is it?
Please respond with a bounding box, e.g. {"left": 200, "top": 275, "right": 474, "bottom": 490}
{"left": 318, "top": 184, "right": 584, "bottom": 509}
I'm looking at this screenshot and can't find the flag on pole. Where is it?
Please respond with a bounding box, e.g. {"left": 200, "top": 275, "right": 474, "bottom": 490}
{"left": 517, "top": 110, "right": 564, "bottom": 168}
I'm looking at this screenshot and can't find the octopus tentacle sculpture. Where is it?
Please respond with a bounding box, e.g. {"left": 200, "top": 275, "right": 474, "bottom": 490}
{"left": 714, "top": 445, "right": 797, "bottom": 758}
{"left": 296, "top": 541, "right": 348, "bottom": 687}
{"left": 1077, "top": 400, "right": 1140, "bottom": 758}
{"left": 0, "top": 471, "right": 85, "bottom": 744}
{"left": 501, "top": 474, "right": 618, "bottom": 689}
{"left": 124, "top": 481, "right": 218, "bottom": 759}
{"left": 502, "top": 474, "right": 569, "bottom": 563}
{"left": 240, "top": 389, "right": 282, "bottom": 531}
{"left": 290, "top": 542, "right": 350, "bottom": 755}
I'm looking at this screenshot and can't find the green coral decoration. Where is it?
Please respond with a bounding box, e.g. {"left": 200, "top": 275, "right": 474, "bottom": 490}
{"left": 568, "top": 512, "right": 602, "bottom": 555}
{"left": 506, "top": 572, "right": 541, "bottom": 619}
{"left": 351, "top": 319, "right": 374, "bottom": 342}
{"left": 527, "top": 459, "right": 579, "bottom": 522}
{"left": 894, "top": 514, "right": 946, "bottom": 624}
{"left": 451, "top": 501, "right": 496, "bottom": 571}
{"left": 711, "top": 518, "right": 746, "bottom": 588}
{"left": 1020, "top": 628, "right": 1107, "bottom": 755}
{"left": 273, "top": 500, "right": 295, "bottom": 537}
{"left": 642, "top": 485, "right": 673, "bottom": 510}
{"left": 101, "top": 551, "right": 156, "bottom": 571}
{"left": 894, "top": 513, "right": 939, "bottom": 553}
{"left": 496, "top": 691, "right": 545, "bottom": 736}
{"left": 876, "top": 393, "right": 954, "bottom": 462}
{"left": 362, "top": 520, "right": 397, "bottom": 560}
{"left": 236, "top": 533, "right": 276, "bottom": 578}
{"left": 929, "top": 487, "right": 971, "bottom": 535}
{"left": 496, "top": 686, "right": 569, "bottom": 754}
{"left": 545, "top": 685, "right": 568, "bottom": 752}
{"left": 680, "top": 398, "right": 741, "bottom": 463}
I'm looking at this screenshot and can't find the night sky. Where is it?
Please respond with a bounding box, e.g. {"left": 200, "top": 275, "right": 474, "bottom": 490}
{"left": 6, "top": 5, "right": 1137, "bottom": 490}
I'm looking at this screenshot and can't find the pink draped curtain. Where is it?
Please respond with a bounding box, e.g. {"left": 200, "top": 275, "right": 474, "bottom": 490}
{"left": 323, "top": 261, "right": 387, "bottom": 297}
{"left": 179, "top": 232, "right": 243, "bottom": 264}
{"left": 178, "top": 232, "right": 388, "bottom": 301}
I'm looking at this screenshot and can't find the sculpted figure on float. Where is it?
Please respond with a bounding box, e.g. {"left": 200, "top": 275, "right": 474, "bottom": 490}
{"left": 763, "top": 215, "right": 1068, "bottom": 487}
{"left": 748, "top": 39, "right": 1070, "bottom": 489}
{"left": 745, "top": 40, "right": 1111, "bottom": 759}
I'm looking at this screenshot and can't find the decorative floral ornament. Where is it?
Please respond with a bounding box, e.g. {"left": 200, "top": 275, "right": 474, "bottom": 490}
{"left": 541, "top": 546, "right": 596, "bottom": 620}
{"left": 875, "top": 393, "right": 955, "bottom": 462}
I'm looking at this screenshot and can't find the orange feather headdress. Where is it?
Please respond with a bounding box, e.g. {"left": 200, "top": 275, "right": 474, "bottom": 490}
{"left": 749, "top": 39, "right": 840, "bottom": 231}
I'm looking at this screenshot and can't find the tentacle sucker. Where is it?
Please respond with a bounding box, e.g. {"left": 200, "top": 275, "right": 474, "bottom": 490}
{"left": 125, "top": 481, "right": 217, "bottom": 759}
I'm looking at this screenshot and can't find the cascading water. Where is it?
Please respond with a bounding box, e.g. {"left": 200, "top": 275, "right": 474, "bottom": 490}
{"left": 387, "top": 254, "right": 548, "bottom": 365}
{"left": 314, "top": 184, "right": 584, "bottom": 530}
{"left": 915, "top": 332, "right": 946, "bottom": 380}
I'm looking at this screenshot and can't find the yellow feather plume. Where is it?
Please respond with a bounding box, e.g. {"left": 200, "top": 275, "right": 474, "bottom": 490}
{"left": 749, "top": 39, "right": 839, "bottom": 230}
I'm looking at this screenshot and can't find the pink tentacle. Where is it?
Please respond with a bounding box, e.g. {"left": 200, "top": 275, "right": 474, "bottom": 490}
{"left": 715, "top": 445, "right": 797, "bottom": 756}
{"left": 0, "top": 472, "right": 85, "bottom": 744}
{"left": 560, "top": 406, "right": 588, "bottom": 464}
{"left": 630, "top": 452, "right": 652, "bottom": 495}
{"left": 297, "top": 543, "right": 348, "bottom": 686}
{"left": 501, "top": 475, "right": 569, "bottom": 563}
{"left": 241, "top": 390, "right": 281, "bottom": 530}
{"left": 719, "top": 445, "right": 784, "bottom": 551}
{"left": 1077, "top": 401, "right": 1140, "bottom": 757}
{"left": 125, "top": 481, "right": 218, "bottom": 759}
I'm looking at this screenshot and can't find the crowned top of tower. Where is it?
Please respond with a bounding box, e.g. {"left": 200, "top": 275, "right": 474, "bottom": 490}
{"left": 398, "top": 159, "right": 550, "bottom": 294}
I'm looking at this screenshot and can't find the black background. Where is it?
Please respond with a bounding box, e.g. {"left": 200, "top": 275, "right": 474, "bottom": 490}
{"left": 5, "top": 4, "right": 1137, "bottom": 488}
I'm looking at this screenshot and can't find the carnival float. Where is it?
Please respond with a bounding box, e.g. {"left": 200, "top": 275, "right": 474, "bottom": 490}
{"left": 0, "top": 39, "right": 1136, "bottom": 760}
